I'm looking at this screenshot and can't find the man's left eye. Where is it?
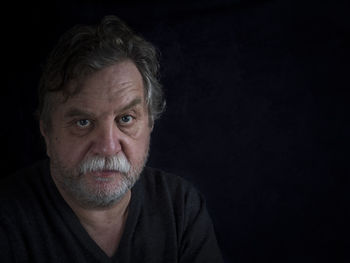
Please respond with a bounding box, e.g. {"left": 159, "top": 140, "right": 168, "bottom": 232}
{"left": 120, "top": 115, "right": 134, "bottom": 124}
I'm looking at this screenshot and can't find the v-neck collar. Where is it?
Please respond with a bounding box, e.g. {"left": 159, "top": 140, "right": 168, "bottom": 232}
{"left": 42, "top": 160, "right": 143, "bottom": 262}
{"left": 111, "top": 176, "right": 143, "bottom": 262}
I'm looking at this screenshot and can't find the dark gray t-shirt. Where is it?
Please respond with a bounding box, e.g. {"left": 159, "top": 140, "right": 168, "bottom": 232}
{"left": 0, "top": 160, "right": 223, "bottom": 262}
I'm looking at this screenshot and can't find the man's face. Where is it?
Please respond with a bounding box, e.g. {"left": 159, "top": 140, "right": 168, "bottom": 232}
{"left": 41, "top": 60, "right": 152, "bottom": 208}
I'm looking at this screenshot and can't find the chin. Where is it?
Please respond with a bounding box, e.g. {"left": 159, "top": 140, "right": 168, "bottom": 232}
{"left": 76, "top": 173, "right": 131, "bottom": 208}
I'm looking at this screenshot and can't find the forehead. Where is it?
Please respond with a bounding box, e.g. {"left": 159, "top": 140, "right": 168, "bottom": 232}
{"left": 60, "top": 60, "right": 145, "bottom": 110}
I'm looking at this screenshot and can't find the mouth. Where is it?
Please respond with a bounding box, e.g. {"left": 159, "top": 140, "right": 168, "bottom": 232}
{"left": 89, "top": 170, "right": 121, "bottom": 180}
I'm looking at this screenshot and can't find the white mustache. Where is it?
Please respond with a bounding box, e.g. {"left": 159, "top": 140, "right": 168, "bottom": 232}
{"left": 79, "top": 154, "right": 131, "bottom": 175}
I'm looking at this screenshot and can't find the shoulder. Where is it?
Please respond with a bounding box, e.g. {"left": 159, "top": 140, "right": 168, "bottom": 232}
{"left": 138, "top": 167, "right": 201, "bottom": 198}
{"left": 0, "top": 159, "right": 50, "bottom": 215}
{"left": 140, "top": 167, "right": 192, "bottom": 188}
{"left": 135, "top": 167, "right": 205, "bottom": 213}
{"left": 0, "top": 159, "right": 48, "bottom": 195}
{"left": 135, "top": 168, "right": 223, "bottom": 262}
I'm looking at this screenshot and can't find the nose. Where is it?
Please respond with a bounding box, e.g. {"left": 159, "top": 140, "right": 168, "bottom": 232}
{"left": 91, "top": 121, "right": 122, "bottom": 156}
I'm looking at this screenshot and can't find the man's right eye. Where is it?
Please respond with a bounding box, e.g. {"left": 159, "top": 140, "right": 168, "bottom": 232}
{"left": 76, "top": 119, "right": 91, "bottom": 128}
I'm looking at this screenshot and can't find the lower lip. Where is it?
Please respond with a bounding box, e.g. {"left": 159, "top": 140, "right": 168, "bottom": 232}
{"left": 91, "top": 171, "right": 119, "bottom": 178}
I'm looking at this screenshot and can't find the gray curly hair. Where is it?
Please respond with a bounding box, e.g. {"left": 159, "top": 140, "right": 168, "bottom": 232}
{"left": 38, "top": 15, "right": 165, "bottom": 130}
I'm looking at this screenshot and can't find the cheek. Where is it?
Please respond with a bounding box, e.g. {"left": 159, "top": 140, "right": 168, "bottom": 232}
{"left": 49, "top": 134, "right": 88, "bottom": 168}
{"left": 123, "top": 130, "right": 150, "bottom": 164}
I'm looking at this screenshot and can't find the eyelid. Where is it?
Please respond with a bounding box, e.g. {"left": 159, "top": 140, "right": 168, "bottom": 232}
{"left": 75, "top": 119, "right": 93, "bottom": 129}
{"left": 118, "top": 114, "right": 135, "bottom": 125}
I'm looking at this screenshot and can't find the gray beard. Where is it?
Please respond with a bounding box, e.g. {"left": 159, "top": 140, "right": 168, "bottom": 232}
{"left": 50, "top": 152, "right": 148, "bottom": 209}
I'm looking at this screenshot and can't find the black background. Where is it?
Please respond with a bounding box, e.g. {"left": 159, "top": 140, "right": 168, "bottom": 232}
{"left": 2, "top": 0, "right": 349, "bottom": 262}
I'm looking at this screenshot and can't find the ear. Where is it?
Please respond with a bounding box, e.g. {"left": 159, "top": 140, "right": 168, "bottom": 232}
{"left": 40, "top": 120, "right": 51, "bottom": 157}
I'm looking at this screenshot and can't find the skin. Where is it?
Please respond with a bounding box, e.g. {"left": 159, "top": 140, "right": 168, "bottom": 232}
{"left": 40, "top": 60, "right": 152, "bottom": 257}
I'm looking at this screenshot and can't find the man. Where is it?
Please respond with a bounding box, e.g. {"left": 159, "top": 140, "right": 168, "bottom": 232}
{"left": 0, "top": 15, "right": 223, "bottom": 262}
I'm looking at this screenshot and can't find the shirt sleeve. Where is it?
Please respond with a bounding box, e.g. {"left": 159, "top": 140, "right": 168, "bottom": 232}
{"left": 178, "top": 186, "right": 223, "bottom": 263}
{"left": 0, "top": 218, "right": 14, "bottom": 262}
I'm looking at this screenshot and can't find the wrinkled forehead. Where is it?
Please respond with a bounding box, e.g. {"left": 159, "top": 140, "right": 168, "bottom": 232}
{"left": 57, "top": 61, "right": 146, "bottom": 108}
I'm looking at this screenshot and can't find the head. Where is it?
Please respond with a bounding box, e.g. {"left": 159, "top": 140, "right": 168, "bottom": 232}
{"left": 38, "top": 16, "right": 165, "bottom": 209}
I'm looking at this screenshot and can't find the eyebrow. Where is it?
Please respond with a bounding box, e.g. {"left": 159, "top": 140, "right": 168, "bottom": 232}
{"left": 63, "top": 97, "right": 143, "bottom": 119}
{"left": 63, "top": 108, "right": 95, "bottom": 119}
{"left": 118, "top": 97, "right": 143, "bottom": 113}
